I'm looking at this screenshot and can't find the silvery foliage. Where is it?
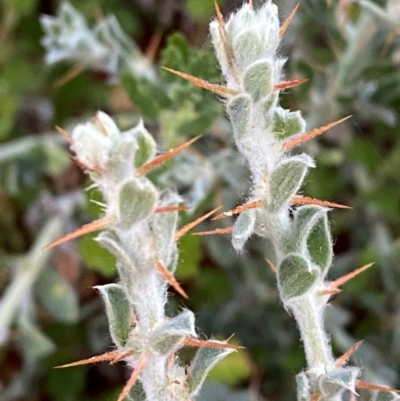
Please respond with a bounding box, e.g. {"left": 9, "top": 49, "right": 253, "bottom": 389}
{"left": 40, "top": 2, "right": 155, "bottom": 83}
{"left": 209, "top": 2, "right": 367, "bottom": 400}
{"left": 69, "top": 111, "right": 233, "bottom": 401}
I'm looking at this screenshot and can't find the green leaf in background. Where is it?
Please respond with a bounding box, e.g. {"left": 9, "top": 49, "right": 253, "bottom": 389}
{"left": 160, "top": 33, "right": 221, "bottom": 137}
{"left": 17, "top": 322, "right": 55, "bottom": 361}
{"left": 122, "top": 74, "right": 170, "bottom": 119}
{"left": 176, "top": 231, "right": 200, "bottom": 280}
{"left": 205, "top": 346, "right": 251, "bottom": 385}
{"left": 78, "top": 232, "right": 116, "bottom": 277}
{"left": 46, "top": 363, "right": 85, "bottom": 401}
{"left": 36, "top": 268, "right": 79, "bottom": 323}
{"left": 0, "top": 96, "right": 17, "bottom": 140}
{"left": 185, "top": 0, "right": 224, "bottom": 21}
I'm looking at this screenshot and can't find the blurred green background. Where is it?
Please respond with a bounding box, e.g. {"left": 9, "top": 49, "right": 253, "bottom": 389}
{"left": 1, "top": 0, "right": 400, "bottom": 400}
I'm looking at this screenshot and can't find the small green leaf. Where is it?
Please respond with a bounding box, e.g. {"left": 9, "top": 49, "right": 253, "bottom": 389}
{"left": 188, "top": 346, "right": 234, "bottom": 396}
{"left": 272, "top": 107, "right": 305, "bottom": 140}
{"left": 150, "top": 309, "right": 196, "bottom": 355}
{"left": 232, "top": 210, "right": 255, "bottom": 251}
{"left": 278, "top": 254, "right": 318, "bottom": 301}
{"left": 242, "top": 61, "right": 273, "bottom": 101}
{"left": 129, "top": 121, "right": 156, "bottom": 168}
{"left": 233, "top": 31, "right": 264, "bottom": 70}
{"left": 285, "top": 205, "right": 325, "bottom": 253}
{"left": 118, "top": 179, "right": 157, "bottom": 229}
{"left": 36, "top": 268, "right": 79, "bottom": 323}
{"left": 268, "top": 155, "right": 314, "bottom": 213}
{"left": 306, "top": 213, "right": 332, "bottom": 273}
{"left": 227, "top": 95, "right": 252, "bottom": 143}
{"left": 97, "top": 284, "right": 131, "bottom": 347}
{"left": 128, "top": 381, "right": 146, "bottom": 401}
{"left": 374, "top": 391, "right": 399, "bottom": 401}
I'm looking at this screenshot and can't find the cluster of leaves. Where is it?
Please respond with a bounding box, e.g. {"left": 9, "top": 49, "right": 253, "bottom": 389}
{"left": 1, "top": 0, "right": 400, "bottom": 400}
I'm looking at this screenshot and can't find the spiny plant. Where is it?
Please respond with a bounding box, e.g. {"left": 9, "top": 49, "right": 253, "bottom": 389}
{"left": 46, "top": 113, "right": 237, "bottom": 401}
{"left": 164, "top": 1, "right": 400, "bottom": 400}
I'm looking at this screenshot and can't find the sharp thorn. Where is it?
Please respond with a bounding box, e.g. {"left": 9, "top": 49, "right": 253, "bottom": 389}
{"left": 291, "top": 195, "right": 351, "bottom": 209}
{"left": 44, "top": 216, "right": 115, "bottom": 249}
{"left": 155, "top": 261, "right": 188, "bottom": 299}
{"left": 175, "top": 207, "right": 221, "bottom": 240}
{"left": 279, "top": 4, "right": 300, "bottom": 37}
{"left": 330, "top": 262, "right": 374, "bottom": 288}
{"left": 283, "top": 116, "right": 352, "bottom": 151}
{"left": 136, "top": 135, "right": 201, "bottom": 177}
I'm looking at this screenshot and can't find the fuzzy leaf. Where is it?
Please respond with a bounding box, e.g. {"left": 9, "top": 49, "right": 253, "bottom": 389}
{"left": 296, "top": 372, "right": 311, "bottom": 401}
{"left": 130, "top": 122, "right": 156, "bottom": 168}
{"left": 268, "top": 155, "right": 314, "bottom": 213}
{"left": 188, "top": 346, "right": 234, "bottom": 396}
{"left": 285, "top": 205, "right": 325, "bottom": 254}
{"left": 306, "top": 213, "right": 332, "bottom": 273}
{"left": 227, "top": 94, "right": 252, "bottom": 143}
{"left": 232, "top": 210, "right": 255, "bottom": 251}
{"left": 128, "top": 381, "right": 146, "bottom": 401}
{"left": 242, "top": 60, "right": 273, "bottom": 101}
{"left": 118, "top": 179, "right": 157, "bottom": 229}
{"left": 319, "top": 368, "right": 358, "bottom": 398}
{"left": 278, "top": 254, "right": 318, "bottom": 301}
{"left": 150, "top": 192, "right": 180, "bottom": 269}
{"left": 262, "top": 92, "right": 279, "bottom": 117}
{"left": 109, "top": 136, "right": 137, "bottom": 181}
{"left": 233, "top": 31, "right": 265, "bottom": 70}
{"left": 272, "top": 108, "right": 305, "bottom": 140}
{"left": 374, "top": 392, "right": 400, "bottom": 401}
{"left": 97, "top": 284, "right": 131, "bottom": 348}
{"left": 150, "top": 309, "right": 196, "bottom": 355}
{"left": 96, "top": 231, "right": 137, "bottom": 275}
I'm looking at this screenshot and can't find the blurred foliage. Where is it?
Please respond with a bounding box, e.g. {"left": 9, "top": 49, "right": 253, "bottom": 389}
{"left": 1, "top": 0, "right": 400, "bottom": 400}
